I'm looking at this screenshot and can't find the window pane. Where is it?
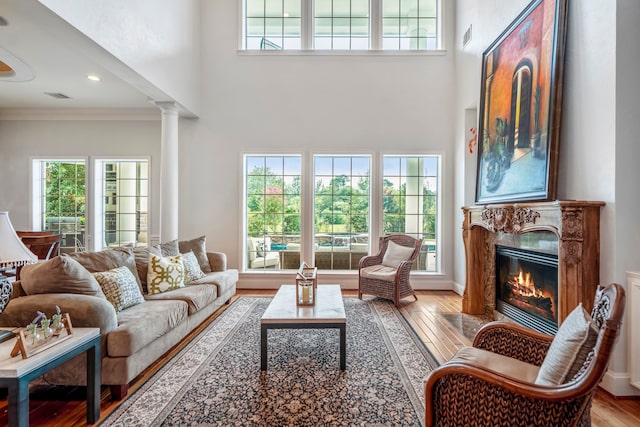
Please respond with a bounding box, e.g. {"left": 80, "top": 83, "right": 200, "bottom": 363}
{"left": 244, "top": 0, "right": 300, "bottom": 50}
{"left": 382, "top": 0, "right": 439, "bottom": 50}
{"left": 245, "top": 155, "right": 302, "bottom": 271}
{"left": 382, "top": 155, "right": 440, "bottom": 272}
{"left": 313, "top": 0, "right": 370, "bottom": 50}
{"left": 313, "top": 155, "right": 370, "bottom": 271}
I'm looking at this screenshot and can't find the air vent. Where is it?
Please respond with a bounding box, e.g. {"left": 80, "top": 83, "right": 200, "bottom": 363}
{"left": 44, "top": 92, "right": 71, "bottom": 99}
{"left": 463, "top": 25, "right": 472, "bottom": 47}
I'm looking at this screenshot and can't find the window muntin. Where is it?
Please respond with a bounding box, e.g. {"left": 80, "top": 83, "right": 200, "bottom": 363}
{"left": 313, "top": 155, "right": 370, "bottom": 270}
{"left": 242, "top": 0, "right": 441, "bottom": 51}
{"left": 245, "top": 155, "right": 302, "bottom": 271}
{"left": 382, "top": 0, "right": 439, "bottom": 50}
{"left": 314, "top": 0, "right": 370, "bottom": 50}
{"left": 34, "top": 160, "right": 86, "bottom": 254}
{"left": 383, "top": 155, "right": 439, "bottom": 272}
{"left": 97, "top": 160, "right": 149, "bottom": 249}
{"left": 245, "top": 0, "right": 302, "bottom": 50}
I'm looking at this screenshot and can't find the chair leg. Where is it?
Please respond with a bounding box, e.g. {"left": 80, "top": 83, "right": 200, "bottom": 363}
{"left": 413, "top": 294, "right": 418, "bottom": 301}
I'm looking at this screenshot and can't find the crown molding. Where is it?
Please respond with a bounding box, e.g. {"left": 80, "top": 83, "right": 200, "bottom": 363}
{"left": 0, "top": 108, "right": 161, "bottom": 121}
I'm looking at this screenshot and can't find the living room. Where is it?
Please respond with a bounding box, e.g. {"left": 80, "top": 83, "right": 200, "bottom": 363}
{"left": 1, "top": 0, "right": 639, "bottom": 425}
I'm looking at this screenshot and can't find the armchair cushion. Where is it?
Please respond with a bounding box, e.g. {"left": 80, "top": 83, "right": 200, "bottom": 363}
{"left": 360, "top": 264, "right": 398, "bottom": 281}
{"left": 382, "top": 241, "right": 415, "bottom": 268}
{"left": 448, "top": 346, "right": 541, "bottom": 384}
{"left": 535, "top": 303, "right": 599, "bottom": 386}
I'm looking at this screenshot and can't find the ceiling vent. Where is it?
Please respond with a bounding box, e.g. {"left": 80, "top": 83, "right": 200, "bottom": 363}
{"left": 44, "top": 92, "right": 71, "bottom": 99}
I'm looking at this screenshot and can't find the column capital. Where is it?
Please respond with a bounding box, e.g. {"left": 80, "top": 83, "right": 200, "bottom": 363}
{"left": 155, "top": 101, "right": 179, "bottom": 115}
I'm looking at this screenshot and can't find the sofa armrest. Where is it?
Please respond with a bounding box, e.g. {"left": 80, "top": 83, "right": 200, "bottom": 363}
{"left": 0, "top": 293, "right": 118, "bottom": 336}
{"left": 207, "top": 251, "right": 227, "bottom": 272}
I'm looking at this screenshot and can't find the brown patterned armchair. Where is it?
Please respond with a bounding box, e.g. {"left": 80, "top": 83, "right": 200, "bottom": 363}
{"left": 425, "top": 283, "right": 625, "bottom": 427}
{"left": 358, "top": 234, "right": 422, "bottom": 307}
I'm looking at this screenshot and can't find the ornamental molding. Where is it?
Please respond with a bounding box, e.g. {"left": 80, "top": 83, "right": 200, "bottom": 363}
{"left": 480, "top": 207, "right": 541, "bottom": 234}
{"left": 561, "top": 210, "right": 584, "bottom": 240}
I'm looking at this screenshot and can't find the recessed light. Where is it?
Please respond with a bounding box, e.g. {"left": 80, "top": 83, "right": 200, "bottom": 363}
{"left": 87, "top": 74, "right": 101, "bottom": 82}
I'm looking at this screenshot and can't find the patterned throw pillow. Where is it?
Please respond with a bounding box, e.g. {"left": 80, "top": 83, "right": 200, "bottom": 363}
{"left": 182, "top": 251, "right": 206, "bottom": 284}
{"left": 147, "top": 253, "right": 185, "bottom": 294}
{"left": 93, "top": 266, "right": 145, "bottom": 313}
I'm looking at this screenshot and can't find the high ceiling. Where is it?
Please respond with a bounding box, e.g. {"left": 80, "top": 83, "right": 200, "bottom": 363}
{"left": 0, "top": 1, "right": 160, "bottom": 112}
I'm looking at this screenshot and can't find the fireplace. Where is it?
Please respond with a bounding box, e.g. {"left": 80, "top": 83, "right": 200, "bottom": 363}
{"left": 495, "top": 245, "right": 558, "bottom": 335}
{"left": 462, "top": 201, "right": 604, "bottom": 326}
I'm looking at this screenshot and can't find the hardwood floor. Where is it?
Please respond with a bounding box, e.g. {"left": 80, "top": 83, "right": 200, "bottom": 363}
{"left": 1, "top": 289, "right": 638, "bottom": 426}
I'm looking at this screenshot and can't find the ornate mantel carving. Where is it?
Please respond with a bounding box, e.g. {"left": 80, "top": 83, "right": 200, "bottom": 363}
{"left": 461, "top": 200, "right": 605, "bottom": 324}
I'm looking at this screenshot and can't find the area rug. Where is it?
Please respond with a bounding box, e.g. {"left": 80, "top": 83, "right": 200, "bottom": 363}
{"left": 100, "top": 297, "right": 438, "bottom": 426}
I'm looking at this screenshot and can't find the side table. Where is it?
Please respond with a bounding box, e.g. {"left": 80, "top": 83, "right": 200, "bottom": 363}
{"left": 0, "top": 327, "right": 101, "bottom": 427}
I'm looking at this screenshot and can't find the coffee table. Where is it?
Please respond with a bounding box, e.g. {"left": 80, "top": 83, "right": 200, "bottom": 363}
{"left": 261, "top": 284, "right": 346, "bottom": 370}
{"left": 0, "top": 327, "right": 101, "bottom": 427}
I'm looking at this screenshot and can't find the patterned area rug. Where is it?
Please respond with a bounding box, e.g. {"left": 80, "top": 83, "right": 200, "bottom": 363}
{"left": 100, "top": 297, "right": 438, "bottom": 426}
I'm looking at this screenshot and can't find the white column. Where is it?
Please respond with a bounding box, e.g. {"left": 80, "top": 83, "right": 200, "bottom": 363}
{"left": 156, "top": 102, "right": 179, "bottom": 242}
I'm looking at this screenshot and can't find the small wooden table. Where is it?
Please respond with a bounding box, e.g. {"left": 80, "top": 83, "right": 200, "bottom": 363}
{"left": 0, "top": 327, "right": 101, "bottom": 427}
{"left": 261, "top": 284, "right": 346, "bottom": 370}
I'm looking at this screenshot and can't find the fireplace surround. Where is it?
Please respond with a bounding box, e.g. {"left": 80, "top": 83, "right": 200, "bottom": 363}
{"left": 461, "top": 200, "right": 604, "bottom": 326}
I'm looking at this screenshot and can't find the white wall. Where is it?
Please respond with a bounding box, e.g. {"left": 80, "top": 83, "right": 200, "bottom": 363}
{"left": 173, "top": 0, "right": 457, "bottom": 289}
{"left": 453, "top": 0, "right": 640, "bottom": 396}
{"left": 0, "top": 118, "right": 162, "bottom": 243}
{"left": 38, "top": 0, "right": 201, "bottom": 116}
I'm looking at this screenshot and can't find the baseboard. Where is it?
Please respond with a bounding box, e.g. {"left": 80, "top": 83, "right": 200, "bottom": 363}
{"left": 599, "top": 370, "right": 640, "bottom": 397}
{"left": 452, "top": 281, "right": 465, "bottom": 296}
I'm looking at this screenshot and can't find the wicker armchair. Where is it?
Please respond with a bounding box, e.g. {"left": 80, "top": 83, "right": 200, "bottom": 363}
{"left": 425, "top": 283, "right": 625, "bottom": 427}
{"left": 358, "top": 234, "right": 422, "bottom": 308}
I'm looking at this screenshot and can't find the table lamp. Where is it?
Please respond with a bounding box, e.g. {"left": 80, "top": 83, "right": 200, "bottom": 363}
{"left": 0, "top": 211, "right": 38, "bottom": 343}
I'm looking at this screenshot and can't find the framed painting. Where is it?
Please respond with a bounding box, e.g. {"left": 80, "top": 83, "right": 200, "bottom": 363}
{"left": 475, "top": 0, "right": 568, "bottom": 204}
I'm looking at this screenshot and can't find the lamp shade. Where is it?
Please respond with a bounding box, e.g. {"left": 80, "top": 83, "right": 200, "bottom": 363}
{"left": 0, "top": 211, "right": 38, "bottom": 268}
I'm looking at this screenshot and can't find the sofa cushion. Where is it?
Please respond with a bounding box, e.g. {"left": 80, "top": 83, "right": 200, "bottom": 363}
{"left": 179, "top": 235, "right": 212, "bottom": 273}
{"left": 145, "top": 284, "right": 218, "bottom": 315}
{"left": 182, "top": 251, "right": 206, "bottom": 284}
{"left": 66, "top": 247, "right": 142, "bottom": 292}
{"left": 189, "top": 269, "right": 238, "bottom": 299}
{"left": 535, "top": 303, "right": 599, "bottom": 386}
{"left": 147, "top": 253, "right": 185, "bottom": 294}
{"left": 159, "top": 239, "right": 179, "bottom": 256}
{"left": 382, "top": 241, "right": 415, "bottom": 268}
{"left": 20, "top": 256, "right": 105, "bottom": 298}
{"left": 132, "top": 245, "right": 163, "bottom": 292}
{"left": 93, "top": 266, "right": 145, "bottom": 313}
{"left": 108, "top": 299, "right": 189, "bottom": 357}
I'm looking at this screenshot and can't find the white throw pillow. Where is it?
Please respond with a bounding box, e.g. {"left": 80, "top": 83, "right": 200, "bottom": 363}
{"left": 381, "top": 240, "right": 416, "bottom": 268}
{"left": 535, "top": 303, "right": 599, "bottom": 386}
{"left": 147, "top": 253, "right": 185, "bottom": 294}
{"left": 182, "top": 250, "right": 206, "bottom": 284}
{"left": 93, "top": 266, "right": 144, "bottom": 312}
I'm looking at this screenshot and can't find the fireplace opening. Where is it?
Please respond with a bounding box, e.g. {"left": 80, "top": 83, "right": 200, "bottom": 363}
{"left": 496, "top": 245, "right": 558, "bottom": 335}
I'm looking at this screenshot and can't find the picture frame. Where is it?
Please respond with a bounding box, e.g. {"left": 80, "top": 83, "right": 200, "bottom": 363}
{"left": 475, "top": 0, "right": 568, "bottom": 204}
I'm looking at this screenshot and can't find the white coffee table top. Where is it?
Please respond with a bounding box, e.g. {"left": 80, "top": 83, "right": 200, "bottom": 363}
{"left": 0, "top": 327, "right": 100, "bottom": 378}
{"left": 261, "top": 284, "right": 346, "bottom": 324}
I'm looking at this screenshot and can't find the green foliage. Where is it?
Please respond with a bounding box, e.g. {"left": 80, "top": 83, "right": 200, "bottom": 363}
{"left": 44, "top": 162, "right": 86, "bottom": 225}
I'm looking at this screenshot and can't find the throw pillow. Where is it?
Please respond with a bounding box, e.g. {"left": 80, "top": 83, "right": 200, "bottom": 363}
{"left": 147, "top": 253, "right": 185, "bottom": 294}
{"left": 182, "top": 250, "right": 206, "bottom": 284}
{"left": 132, "top": 244, "right": 163, "bottom": 292}
{"left": 535, "top": 303, "right": 599, "bottom": 386}
{"left": 178, "top": 235, "right": 211, "bottom": 273}
{"left": 20, "top": 256, "right": 105, "bottom": 298}
{"left": 93, "top": 266, "right": 145, "bottom": 313}
{"left": 381, "top": 240, "right": 416, "bottom": 268}
{"left": 66, "top": 247, "right": 143, "bottom": 292}
{"left": 159, "top": 239, "right": 180, "bottom": 257}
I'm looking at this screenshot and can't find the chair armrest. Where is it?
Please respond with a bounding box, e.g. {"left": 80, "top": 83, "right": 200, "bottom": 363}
{"left": 473, "top": 321, "right": 553, "bottom": 366}
{"left": 206, "top": 251, "right": 227, "bottom": 272}
{"left": 425, "top": 363, "right": 592, "bottom": 427}
{"left": 0, "top": 293, "right": 118, "bottom": 335}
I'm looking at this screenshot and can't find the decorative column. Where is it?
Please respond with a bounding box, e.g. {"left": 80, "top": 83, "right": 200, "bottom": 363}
{"left": 156, "top": 102, "right": 179, "bottom": 242}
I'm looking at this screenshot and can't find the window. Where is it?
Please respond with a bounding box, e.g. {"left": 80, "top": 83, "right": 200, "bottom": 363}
{"left": 382, "top": 155, "right": 440, "bottom": 272}
{"left": 32, "top": 159, "right": 86, "bottom": 254}
{"left": 245, "top": 155, "right": 302, "bottom": 271}
{"left": 242, "top": 0, "right": 442, "bottom": 51}
{"left": 314, "top": 155, "right": 370, "bottom": 269}
{"left": 95, "top": 159, "right": 149, "bottom": 249}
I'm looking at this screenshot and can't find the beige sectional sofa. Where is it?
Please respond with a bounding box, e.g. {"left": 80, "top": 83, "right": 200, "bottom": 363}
{"left": 0, "top": 237, "right": 238, "bottom": 400}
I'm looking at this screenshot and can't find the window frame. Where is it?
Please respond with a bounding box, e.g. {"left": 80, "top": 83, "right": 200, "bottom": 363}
{"left": 239, "top": 0, "right": 446, "bottom": 53}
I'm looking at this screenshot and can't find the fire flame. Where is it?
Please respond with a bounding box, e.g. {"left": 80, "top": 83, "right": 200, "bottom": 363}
{"left": 511, "top": 269, "right": 544, "bottom": 298}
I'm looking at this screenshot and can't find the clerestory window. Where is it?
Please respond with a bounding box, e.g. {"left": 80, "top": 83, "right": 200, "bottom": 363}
{"left": 242, "top": 0, "right": 443, "bottom": 51}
